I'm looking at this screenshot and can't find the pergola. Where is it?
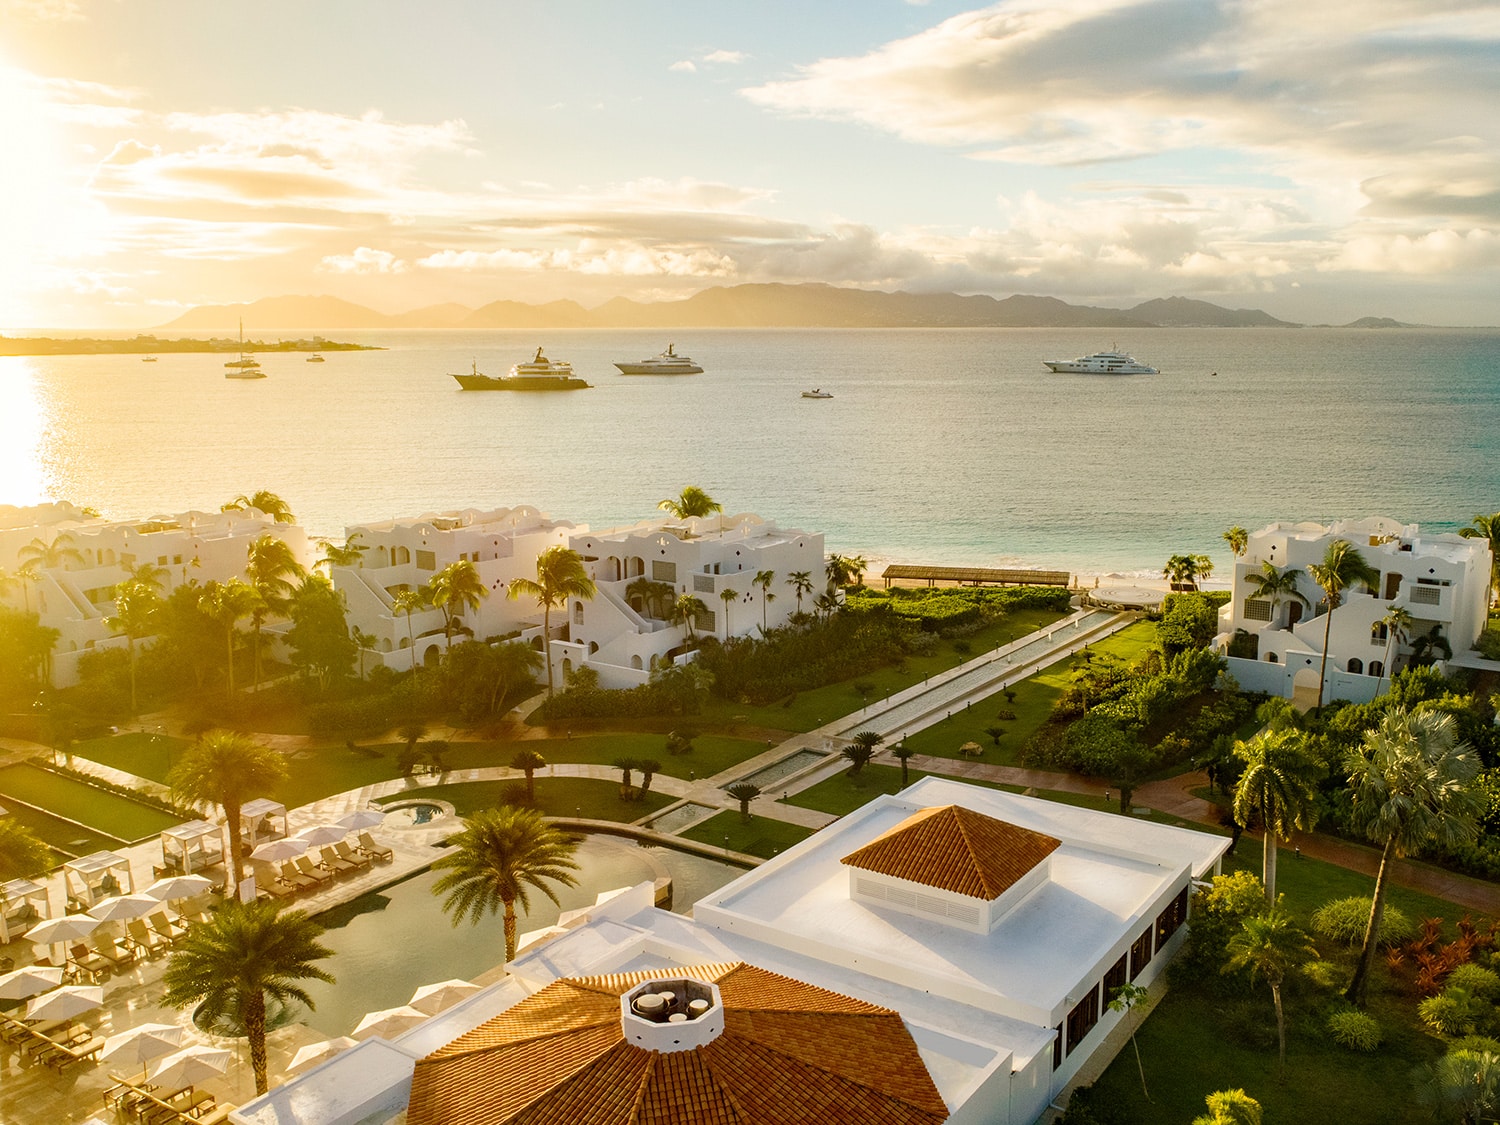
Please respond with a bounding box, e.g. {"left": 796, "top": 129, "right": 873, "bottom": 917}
{"left": 62, "top": 850, "right": 136, "bottom": 912}
{"left": 159, "top": 819, "right": 226, "bottom": 875}
{"left": 237, "top": 799, "right": 289, "bottom": 848}
{"left": 1, "top": 878, "right": 51, "bottom": 944}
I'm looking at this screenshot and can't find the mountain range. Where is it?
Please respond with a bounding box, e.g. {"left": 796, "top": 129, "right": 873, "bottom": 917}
{"left": 162, "top": 284, "right": 1325, "bottom": 331}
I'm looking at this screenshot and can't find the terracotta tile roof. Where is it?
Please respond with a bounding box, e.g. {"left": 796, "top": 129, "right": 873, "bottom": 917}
{"left": 406, "top": 962, "right": 949, "bottom": 1125}
{"left": 839, "top": 804, "right": 1061, "bottom": 901}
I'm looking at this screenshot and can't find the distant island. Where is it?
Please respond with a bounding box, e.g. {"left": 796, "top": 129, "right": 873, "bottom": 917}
{"left": 0, "top": 334, "right": 381, "bottom": 357}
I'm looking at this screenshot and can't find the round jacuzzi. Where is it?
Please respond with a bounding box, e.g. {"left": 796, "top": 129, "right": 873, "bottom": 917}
{"left": 381, "top": 799, "right": 455, "bottom": 828}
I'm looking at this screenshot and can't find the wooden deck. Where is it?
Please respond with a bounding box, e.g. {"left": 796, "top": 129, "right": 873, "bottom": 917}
{"left": 881, "top": 564, "right": 1073, "bottom": 589}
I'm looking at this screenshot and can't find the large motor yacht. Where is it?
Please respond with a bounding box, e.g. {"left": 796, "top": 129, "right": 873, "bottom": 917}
{"left": 613, "top": 343, "right": 703, "bottom": 375}
{"left": 1042, "top": 348, "right": 1158, "bottom": 375}
{"left": 451, "top": 348, "right": 591, "bottom": 391}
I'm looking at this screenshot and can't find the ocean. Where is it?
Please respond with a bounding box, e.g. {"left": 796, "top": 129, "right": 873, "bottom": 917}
{"left": 2, "top": 326, "right": 1497, "bottom": 577}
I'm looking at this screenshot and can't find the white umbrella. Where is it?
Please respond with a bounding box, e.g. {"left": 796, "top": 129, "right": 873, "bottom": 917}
{"left": 0, "top": 965, "right": 63, "bottom": 1001}
{"left": 88, "top": 893, "right": 162, "bottom": 923}
{"left": 287, "top": 1036, "right": 358, "bottom": 1073}
{"left": 250, "top": 838, "right": 308, "bottom": 863}
{"left": 147, "top": 1044, "right": 232, "bottom": 1088}
{"left": 352, "top": 1005, "right": 427, "bottom": 1041}
{"left": 24, "top": 914, "right": 101, "bottom": 945}
{"left": 292, "top": 824, "right": 348, "bottom": 848}
{"left": 143, "top": 874, "right": 214, "bottom": 901}
{"left": 102, "top": 1023, "right": 187, "bottom": 1077}
{"left": 334, "top": 809, "right": 384, "bottom": 832}
{"left": 25, "top": 984, "right": 103, "bottom": 1021}
{"left": 409, "top": 979, "right": 482, "bottom": 1016}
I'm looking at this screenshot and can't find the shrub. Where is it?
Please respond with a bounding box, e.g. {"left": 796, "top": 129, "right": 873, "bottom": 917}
{"left": 994, "top": 708, "right": 1017, "bottom": 721}
{"left": 1302, "top": 960, "right": 1345, "bottom": 992}
{"left": 1420, "top": 988, "right": 1491, "bottom": 1037}
{"left": 1449, "top": 1035, "right": 1500, "bottom": 1056}
{"left": 1447, "top": 964, "right": 1500, "bottom": 1001}
{"left": 1327, "top": 1007, "right": 1382, "bottom": 1051}
{"left": 1311, "top": 897, "right": 1417, "bottom": 947}
{"left": 1476, "top": 629, "right": 1500, "bottom": 661}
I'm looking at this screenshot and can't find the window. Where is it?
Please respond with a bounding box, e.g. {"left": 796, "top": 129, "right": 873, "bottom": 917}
{"left": 693, "top": 574, "right": 714, "bottom": 594}
{"left": 1103, "top": 953, "right": 1128, "bottom": 1002}
{"left": 1371, "top": 622, "right": 1388, "bottom": 643}
{"left": 1265, "top": 652, "right": 1279, "bottom": 663}
{"left": 1369, "top": 660, "right": 1384, "bottom": 678}
{"left": 573, "top": 602, "right": 584, "bottom": 626}
{"left": 1243, "top": 599, "right": 1272, "bottom": 622}
{"left": 1130, "top": 927, "right": 1154, "bottom": 978}
{"left": 697, "top": 608, "right": 716, "bottom": 633}
{"left": 1052, "top": 1024, "right": 1064, "bottom": 1070}
{"left": 1155, "top": 887, "right": 1189, "bottom": 947}
{"left": 652, "top": 560, "right": 676, "bottom": 583}
{"left": 1346, "top": 657, "right": 1364, "bottom": 674}
{"left": 415, "top": 550, "right": 436, "bottom": 571}
{"left": 1411, "top": 586, "right": 1441, "bottom": 605}
{"left": 1065, "top": 988, "right": 1099, "bottom": 1056}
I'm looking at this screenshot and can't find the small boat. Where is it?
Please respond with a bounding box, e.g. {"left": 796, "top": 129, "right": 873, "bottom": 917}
{"left": 224, "top": 319, "right": 266, "bottom": 379}
{"left": 1042, "top": 347, "right": 1157, "bottom": 375}
{"left": 451, "top": 348, "right": 591, "bottom": 391}
{"left": 141, "top": 355, "right": 157, "bottom": 363}
{"left": 306, "top": 354, "right": 325, "bottom": 363}
{"left": 801, "top": 388, "right": 833, "bottom": 399}
{"left": 613, "top": 343, "right": 703, "bottom": 375}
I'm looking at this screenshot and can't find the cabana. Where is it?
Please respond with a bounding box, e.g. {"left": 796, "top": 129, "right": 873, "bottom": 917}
{"left": 159, "top": 820, "right": 225, "bottom": 876}
{"left": 238, "top": 799, "right": 289, "bottom": 849}
{"left": 62, "top": 851, "right": 136, "bottom": 912}
{"left": 1, "top": 879, "right": 51, "bottom": 944}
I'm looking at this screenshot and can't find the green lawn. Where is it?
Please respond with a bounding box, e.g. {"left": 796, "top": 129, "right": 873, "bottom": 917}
{"left": 0, "top": 799, "right": 122, "bottom": 859}
{"left": 0, "top": 762, "right": 182, "bottom": 843}
{"left": 69, "top": 731, "right": 185, "bottom": 782}
{"left": 785, "top": 764, "right": 934, "bottom": 817}
{"left": 373, "top": 775, "right": 673, "bottom": 822}
{"left": 678, "top": 811, "right": 814, "bottom": 859}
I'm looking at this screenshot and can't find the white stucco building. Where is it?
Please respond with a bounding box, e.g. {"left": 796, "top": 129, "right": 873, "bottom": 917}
{"left": 1216, "top": 517, "right": 1493, "bottom": 705}
{"left": 234, "top": 779, "right": 1229, "bottom": 1125}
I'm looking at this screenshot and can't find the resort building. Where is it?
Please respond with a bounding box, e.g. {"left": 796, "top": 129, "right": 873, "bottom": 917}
{"left": 0, "top": 502, "right": 310, "bottom": 686}
{"left": 236, "top": 778, "right": 1229, "bottom": 1125}
{"left": 1215, "top": 517, "right": 1493, "bottom": 706}
{"left": 549, "top": 512, "right": 824, "bottom": 689}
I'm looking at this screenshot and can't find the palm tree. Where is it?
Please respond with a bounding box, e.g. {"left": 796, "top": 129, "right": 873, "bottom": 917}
{"left": 786, "top": 571, "right": 813, "bottom": 616}
{"left": 825, "top": 554, "right": 867, "bottom": 591}
{"left": 1374, "top": 603, "right": 1413, "bottom": 695}
{"left": 124, "top": 559, "right": 169, "bottom": 593}
{"left": 671, "top": 593, "right": 708, "bottom": 645}
{"left": 1163, "top": 553, "right": 1212, "bottom": 592}
{"left": 1458, "top": 511, "right": 1500, "bottom": 608}
{"left": 1107, "top": 981, "right": 1151, "bottom": 1100}
{"left": 0, "top": 818, "right": 50, "bottom": 881}
{"left": 1306, "top": 539, "right": 1380, "bottom": 709}
{"left": 891, "top": 742, "right": 915, "bottom": 788}
{"left": 391, "top": 586, "right": 429, "bottom": 673}
{"left": 719, "top": 587, "right": 737, "bottom": 639}
{"left": 1191, "top": 1088, "right": 1263, "bottom": 1125}
{"left": 637, "top": 759, "right": 661, "bottom": 797}
{"left": 430, "top": 806, "right": 580, "bottom": 961}
{"left": 510, "top": 748, "right": 546, "bottom": 803}
{"left": 843, "top": 730, "right": 884, "bottom": 776}
{"left": 105, "top": 577, "right": 163, "bottom": 715}
{"left": 245, "top": 534, "right": 306, "bottom": 688}
{"left": 161, "top": 899, "right": 334, "bottom": 1095}
{"left": 726, "top": 782, "right": 761, "bottom": 821}
{"left": 1417, "top": 1048, "right": 1500, "bottom": 1125}
{"left": 657, "top": 485, "right": 723, "bottom": 522}
{"left": 507, "top": 546, "right": 596, "bottom": 695}
{"left": 429, "top": 559, "right": 489, "bottom": 650}
{"left": 1223, "top": 526, "right": 1249, "bottom": 559}
{"left": 1244, "top": 560, "right": 1310, "bottom": 629}
{"left": 198, "top": 579, "right": 263, "bottom": 697}
{"left": 1224, "top": 909, "right": 1317, "bottom": 1080}
{"left": 612, "top": 757, "right": 639, "bottom": 795}
{"left": 350, "top": 627, "right": 376, "bottom": 680}
{"left": 1344, "top": 708, "right": 1481, "bottom": 1006}
{"left": 18, "top": 532, "right": 84, "bottom": 573}
{"left": 398, "top": 721, "right": 427, "bottom": 776}
{"left": 1232, "top": 728, "right": 1321, "bottom": 903}
{"left": 318, "top": 532, "right": 367, "bottom": 571}
{"left": 753, "top": 569, "right": 776, "bottom": 631}
{"left": 222, "top": 490, "right": 295, "bottom": 523}
{"left": 167, "top": 730, "right": 287, "bottom": 891}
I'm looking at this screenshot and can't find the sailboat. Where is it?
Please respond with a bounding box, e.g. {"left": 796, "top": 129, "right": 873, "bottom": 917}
{"left": 224, "top": 319, "right": 266, "bottom": 379}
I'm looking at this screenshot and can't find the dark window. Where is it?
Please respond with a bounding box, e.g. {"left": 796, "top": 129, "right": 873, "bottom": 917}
{"left": 1103, "top": 953, "right": 1128, "bottom": 1001}
{"left": 1052, "top": 1023, "right": 1063, "bottom": 1070}
{"left": 1065, "top": 988, "right": 1100, "bottom": 1056}
{"left": 1155, "top": 887, "right": 1189, "bottom": 947}
{"left": 1130, "top": 927, "right": 1154, "bottom": 978}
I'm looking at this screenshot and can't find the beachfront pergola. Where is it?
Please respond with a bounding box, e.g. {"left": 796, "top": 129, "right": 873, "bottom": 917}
{"left": 237, "top": 799, "right": 288, "bottom": 848}
{"left": 62, "top": 850, "right": 136, "bottom": 912}
{"left": 1, "top": 878, "right": 52, "bottom": 944}
{"left": 159, "top": 819, "right": 226, "bottom": 875}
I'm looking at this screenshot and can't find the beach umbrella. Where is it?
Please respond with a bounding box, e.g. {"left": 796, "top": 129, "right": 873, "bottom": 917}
{"left": 25, "top": 984, "right": 103, "bottom": 1021}
{"left": 292, "top": 824, "right": 348, "bottom": 848}
{"left": 334, "top": 809, "right": 384, "bottom": 832}
{"left": 102, "top": 1023, "right": 187, "bottom": 1078}
{"left": 88, "top": 893, "right": 162, "bottom": 923}
{"left": 352, "top": 1005, "right": 427, "bottom": 1041}
{"left": 147, "top": 1044, "right": 232, "bottom": 1088}
{"left": 250, "top": 838, "right": 308, "bottom": 863}
{"left": 24, "top": 914, "right": 101, "bottom": 945}
{"left": 409, "top": 979, "right": 482, "bottom": 1015}
{"left": 287, "top": 1036, "right": 358, "bottom": 1073}
{"left": 143, "top": 874, "right": 214, "bottom": 902}
{"left": 0, "top": 965, "right": 63, "bottom": 1001}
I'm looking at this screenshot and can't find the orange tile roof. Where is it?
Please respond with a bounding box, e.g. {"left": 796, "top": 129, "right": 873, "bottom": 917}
{"left": 839, "top": 804, "right": 1061, "bottom": 901}
{"left": 406, "top": 962, "right": 949, "bottom": 1125}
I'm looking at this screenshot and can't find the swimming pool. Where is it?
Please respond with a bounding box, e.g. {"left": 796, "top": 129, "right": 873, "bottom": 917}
{"left": 297, "top": 836, "right": 745, "bottom": 1036}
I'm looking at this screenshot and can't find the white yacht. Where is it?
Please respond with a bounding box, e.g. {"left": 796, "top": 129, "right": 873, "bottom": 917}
{"left": 451, "top": 348, "right": 591, "bottom": 391}
{"left": 801, "top": 388, "right": 834, "bottom": 399}
{"left": 613, "top": 343, "right": 703, "bottom": 375}
{"left": 224, "top": 319, "right": 266, "bottom": 379}
{"left": 1042, "top": 348, "right": 1158, "bottom": 375}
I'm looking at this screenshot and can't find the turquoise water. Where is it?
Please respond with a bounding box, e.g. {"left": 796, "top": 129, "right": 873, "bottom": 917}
{"left": 4, "top": 327, "right": 1498, "bottom": 574}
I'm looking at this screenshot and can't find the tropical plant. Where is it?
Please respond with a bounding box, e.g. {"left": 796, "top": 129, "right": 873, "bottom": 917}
{"left": 1232, "top": 728, "right": 1322, "bottom": 902}
{"left": 398, "top": 720, "right": 427, "bottom": 772}
{"left": 351, "top": 626, "right": 376, "bottom": 680}
{"left": 1307, "top": 539, "right": 1380, "bottom": 709}
{"left": 612, "top": 756, "right": 639, "bottom": 794}
{"left": 222, "top": 490, "right": 295, "bottom": 523}
{"left": 167, "top": 730, "right": 287, "bottom": 891}
{"left": 245, "top": 533, "right": 306, "bottom": 687}
{"left": 430, "top": 806, "right": 580, "bottom": 961}
{"left": 719, "top": 587, "right": 738, "bottom": 638}
{"left": 636, "top": 758, "right": 661, "bottom": 797}
{"left": 1458, "top": 511, "right": 1500, "bottom": 608}
{"left": 161, "top": 899, "right": 334, "bottom": 1095}
{"left": 197, "top": 578, "right": 263, "bottom": 697}
{"left": 1107, "top": 981, "right": 1151, "bottom": 1100}
{"left": 843, "top": 730, "right": 884, "bottom": 776}
{"left": 650, "top": 660, "right": 714, "bottom": 713}
{"left": 511, "top": 749, "right": 546, "bottom": 803}
{"left": 507, "top": 546, "right": 595, "bottom": 695}
{"left": 1310, "top": 896, "right": 1416, "bottom": 947}
{"left": 1344, "top": 707, "right": 1482, "bottom": 1006}
{"left": 1223, "top": 526, "right": 1249, "bottom": 558}
{"left": 1326, "top": 1007, "right": 1382, "bottom": 1051}
{"left": 625, "top": 577, "right": 674, "bottom": 619}
{"left": 825, "top": 554, "right": 868, "bottom": 591}
{"left": 658, "top": 485, "right": 723, "bottom": 523}
{"left": 0, "top": 818, "right": 50, "bottom": 881}
{"left": 1417, "top": 1048, "right": 1500, "bottom": 1125}
{"left": 1225, "top": 908, "right": 1318, "bottom": 1079}
{"left": 318, "top": 532, "right": 367, "bottom": 571}
{"left": 671, "top": 593, "right": 708, "bottom": 645}
{"left": 18, "top": 531, "right": 84, "bottom": 573}
{"left": 1163, "top": 553, "right": 1213, "bottom": 592}
{"left": 786, "top": 571, "right": 814, "bottom": 616}
{"left": 429, "top": 559, "right": 489, "bottom": 650}
{"left": 1374, "top": 603, "right": 1414, "bottom": 695}
{"left": 391, "top": 586, "right": 429, "bottom": 673}
{"left": 285, "top": 575, "right": 356, "bottom": 692}
{"left": 753, "top": 569, "right": 776, "bottom": 631}
{"left": 726, "top": 781, "right": 761, "bottom": 821}
{"left": 105, "top": 576, "right": 163, "bottom": 714}
{"left": 1245, "top": 560, "right": 1312, "bottom": 629}
{"left": 1190, "top": 1088, "right": 1263, "bottom": 1125}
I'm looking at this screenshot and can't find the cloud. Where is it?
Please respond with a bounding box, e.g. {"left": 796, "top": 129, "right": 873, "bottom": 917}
{"left": 703, "top": 50, "right": 747, "bottom": 65}
{"left": 2, "top": 0, "right": 83, "bottom": 21}
{"left": 419, "top": 244, "right": 736, "bottom": 277}
{"left": 669, "top": 60, "right": 697, "bottom": 73}
{"left": 320, "top": 246, "right": 409, "bottom": 274}
{"left": 1326, "top": 228, "right": 1500, "bottom": 274}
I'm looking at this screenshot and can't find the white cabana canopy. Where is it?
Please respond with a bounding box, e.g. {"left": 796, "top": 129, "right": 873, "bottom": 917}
{"left": 62, "top": 850, "right": 136, "bottom": 911}
{"left": 1, "top": 878, "right": 52, "bottom": 945}
{"left": 159, "top": 819, "right": 225, "bottom": 875}
{"left": 237, "top": 799, "right": 288, "bottom": 847}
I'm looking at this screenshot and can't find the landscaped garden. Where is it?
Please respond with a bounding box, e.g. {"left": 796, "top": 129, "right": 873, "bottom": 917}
{"left": 373, "top": 776, "right": 674, "bottom": 823}
{"left": 678, "top": 811, "right": 813, "bottom": 859}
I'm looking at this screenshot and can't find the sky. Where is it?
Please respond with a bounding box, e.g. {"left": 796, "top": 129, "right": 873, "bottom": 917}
{"left": 2, "top": 0, "right": 1498, "bottom": 328}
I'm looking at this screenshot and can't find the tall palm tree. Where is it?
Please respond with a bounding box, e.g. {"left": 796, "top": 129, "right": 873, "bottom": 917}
{"left": 1223, "top": 526, "right": 1249, "bottom": 559}
{"left": 1374, "top": 603, "right": 1414, "bottom": 695}
{"left": 1232, "top": 728, "right": 1321, "bottom": 903}
{"left": 657, "top": 485, "right": 723, "bottom": 522}
{"left": 1458, "top": 511, "right": 1500, "bottom": 609}
{"left": 890, "top": 742, "right": 915, "bottom": 788}
{"left": 1244, "top": 560, "right": 1310, "bottom": 629}
{"left": 786, "top": 571, "right": 813, "bottom": 616}
{"left": 671, "top": 593, "right": 708, "bottom": 646}
{"left": 1224, "top": 909, "right": 1317, "bottom": 1080}
{"left": 167, "top": 730, "right": 287, "bottom": 891}
{"left": 350, "top": 627, "right": 376, "bottom": 680}
{"left": 198, "top": 579, "right": 263, "bottom": 697}
{"left": 161, "top": 899, "right": 334, "bottom": 1095}
{"left": 18, "top": 532, "right": 84, "bottom": 572}
{"left": 753, "top": 569, "right": 776, "bottom": 631}
{"left": 391, "top": 586, "right": 429, "bottom": 673}
{"left": 1344, "top": 708, "right": 1481, "bottom": 1006}
{"left": 245, "top": 534, "right": 306, "bottom": 688}
{"left": 431, "top": 806, "right": 580, "bottom": 961}
{"left": 318, "top": 532, "right": 368, "bottom": 572}
{"left": 124, "top": 559, "right": 169, "bottom": 593}
{"left": 1307, "top": 539, "right": 1380, "bottom": 708}
{"left": 719, "top": 587, "right": 737, "bottom": 639}
{"left": 429, "top": 559, "right": 489, "bottom": 650}
{"left": 222, "top": 490, "right": 295, "bottom": 523}
{"left": 506, "top": 546, "right": 595, "bottom": 695}
{"left": 1163, "top": 553, "right": 1213, "bottom": 592}
{"left": 510, "top": 748, "right": 547, "bottom": 803}
{"left": 825, "top": 554, "right": 867, "bottom": 591}
{"left": 0, "top": 818, "right": 51, "bottom": 881}
{"left": 105, "top": 577, "right": 163, "bottom": 715}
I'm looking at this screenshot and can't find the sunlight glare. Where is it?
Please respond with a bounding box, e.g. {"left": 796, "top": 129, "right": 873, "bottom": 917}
{"left": 0, "top": 358, "right": 50, "bottom": 506}
{"left": 0, "top": 59, "right": 73, "bottom": 328}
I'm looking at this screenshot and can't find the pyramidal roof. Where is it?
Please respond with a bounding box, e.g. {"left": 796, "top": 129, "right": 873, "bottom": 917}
{"left": 840, "top": 804, "right": 1062, "bottom": 901}
{"left": 405, "top": 962, "right": 948, "bottom": 1125}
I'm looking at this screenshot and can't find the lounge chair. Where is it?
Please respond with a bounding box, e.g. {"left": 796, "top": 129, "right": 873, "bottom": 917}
{"left": 319, "top": 846, "right": 357, "bottom": 876}
{"left": 279, "top": 862, "right": 318, "bottom": 891}
{"left": 357, "top": 832, "right": 394, "bottom": 862}
{"left": 126, "top": 918, "right": 170, "bottom": 957}
{"left": 40, "top": 1033, "right": 104, "bottom": 1071}
{"left": 149, "top": 911, "right": 188, "bottom": 942}
{"left": 68, "top": 943, "right": 111, "bottom": 981}
{"left": 294, "top": 856, "right": 334, "bottom": 886}
{"left": 335, "top": 840, "right": 372, "bottom": 870}
{"left": 88, "top": 934, "right": 137, "bottom": 969}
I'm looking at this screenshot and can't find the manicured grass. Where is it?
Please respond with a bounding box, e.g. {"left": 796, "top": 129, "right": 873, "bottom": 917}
{"left": 678, "top": 812, "right": 814, "bottom": 859}
{"left": 896, "top": 620, "right": 1159, "bottom": 766}
{"left": 0, "top": 762, "right": 182, "bottom": 843}
{"left": 785, "top": 764, "right": 933, "bottom": 817}
{"left": 0, "top": 799, "right": 120, "bottom": 858}
{"left": 68, "top": 731, "right": 184, "bottom": 783}
{"left": 374, "top": 776, "right": 673, "bottom": 823}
